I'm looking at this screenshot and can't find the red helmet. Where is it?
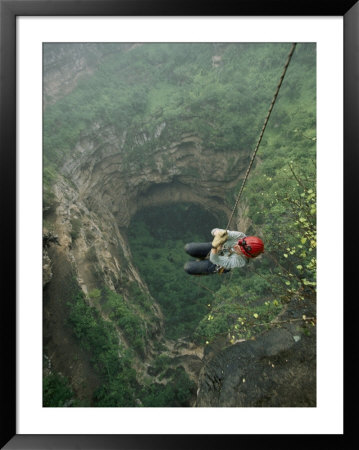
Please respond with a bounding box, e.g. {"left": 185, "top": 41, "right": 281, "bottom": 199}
{"left": 237, "top": 236, "right": 264, "bottom": 258}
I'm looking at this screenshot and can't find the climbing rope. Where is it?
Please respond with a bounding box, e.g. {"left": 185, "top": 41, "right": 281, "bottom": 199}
{"left": 226, "top": 43, "right": 297, "bottom": 230}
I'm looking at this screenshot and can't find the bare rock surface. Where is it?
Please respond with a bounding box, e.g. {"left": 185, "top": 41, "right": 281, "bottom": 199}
{"left": 196, "top": 296, "right": 316, "bottom": 407}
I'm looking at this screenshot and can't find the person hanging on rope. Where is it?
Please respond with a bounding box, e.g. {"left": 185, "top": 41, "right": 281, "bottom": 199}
{"left": 183, "top": 228, "right": 264, "bottom": 275}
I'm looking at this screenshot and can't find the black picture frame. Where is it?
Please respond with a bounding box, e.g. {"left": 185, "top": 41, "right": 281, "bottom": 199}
{"left": 1, "top": 0, "right": 356, "bottom": 448}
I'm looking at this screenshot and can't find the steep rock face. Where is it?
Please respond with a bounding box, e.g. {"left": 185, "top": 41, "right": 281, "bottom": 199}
{"left": 196, "top": 296, "right": 316, "bottom": 407}
{"left": 43, "top": 169, "right": 165, "bottom": 401}
{"left": 42, "top": 250, "right": 53, "bottom": 286}
{"left": 60, "top": 126, "right": 246, "bottom": 228}
{"left": 45, "top": 173, "right": 163, "bottom": 329}
{"left": 43, "top": 243, "right": 102, "bottom": 403}
{"left": 52, "top": 175, "right": 149, "bottom": 293}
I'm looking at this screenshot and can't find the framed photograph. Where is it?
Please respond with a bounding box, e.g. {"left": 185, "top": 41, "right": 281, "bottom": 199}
{"left": 1, "top": 0, "right": 356, "bottom": 448}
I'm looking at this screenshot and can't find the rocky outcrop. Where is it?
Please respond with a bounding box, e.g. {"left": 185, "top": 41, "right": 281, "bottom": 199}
{"left": 196, "top": 296, "right": 316, "bottom": 407}
{"left": 42, "top": 250, "right": 53, "bottom": 287}
{"left": 60, "top": 126, "right": 246, "bottom": 228}
{"left": 45, "top": 172, "right": 163, "bottom": 328}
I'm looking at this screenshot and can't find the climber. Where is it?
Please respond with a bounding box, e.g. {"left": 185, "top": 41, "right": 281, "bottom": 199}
{"left": 183, "top": 228, "right": 264, "bottom": 275}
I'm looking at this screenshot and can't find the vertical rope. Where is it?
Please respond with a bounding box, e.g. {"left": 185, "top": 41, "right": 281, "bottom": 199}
{"left": 226, "top": 43, "right": 297, "bottom": 230}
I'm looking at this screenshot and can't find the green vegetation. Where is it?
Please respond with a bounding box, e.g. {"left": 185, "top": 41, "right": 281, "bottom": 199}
{"left": 102, "top": 288, "right": 146, "bottom": 356}
{"left": 191, "top": 157, "right": 316, "bottom": 345}
{"left": 43, "top": 43, "right": 314, "bottom": 195}
{"left": 140, "top": 367, "right": 196, "bottom": 407}
{"left": 43, "top": 166, "right": 57, "bottom": 210}
{"left": 43, "top": 43, "right": 316, "bottom": 406}
{"left": 66, "top": 290, "right": 140, "bottom": 406}
{"left": 128, "top": 203, "right": 226, "bottom": 339}
{"left": 70, "top": 217, "right": 82, "bottom": 241}
{"left": 194, "top": 296, "right": 282, "bottom": 344}
{"left": 43, "top": 373, "right": 75, "bottom": 407}
{"left": 66, "top": 289, "right": 195, "bottom": 406}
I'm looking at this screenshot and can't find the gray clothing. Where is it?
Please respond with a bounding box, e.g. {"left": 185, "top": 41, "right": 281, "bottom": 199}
{"left": 209, "top": 229, "right": 248, "bottom": 270}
